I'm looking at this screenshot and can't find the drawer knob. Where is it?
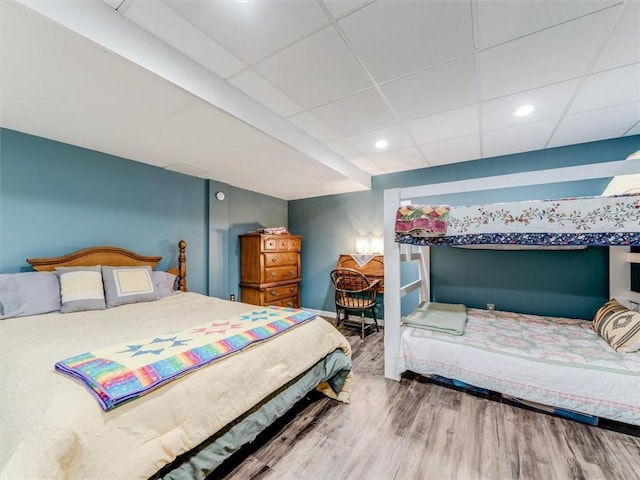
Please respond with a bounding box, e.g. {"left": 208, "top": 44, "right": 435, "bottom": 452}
{"left": 289, "top": 270, "right": 294, "bottom": 275}
{"left": 270, "top": 291, "right": 277, "bottom": 296}
{"left": 289, "top": 287, "right": 294, "bottom": 293}
{"left": 271, "top": 258, "right": 277, "bottom": 262}
{"left": 270, "top": 272, "right": 276, "bottom": 277}
{"left": 288, "top": 256, "right": 293, "bottom": 261}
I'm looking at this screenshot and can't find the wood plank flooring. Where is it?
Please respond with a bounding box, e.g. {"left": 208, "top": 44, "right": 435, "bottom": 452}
{"left": 213, "top": 325, "right": 640, "bottom": 480}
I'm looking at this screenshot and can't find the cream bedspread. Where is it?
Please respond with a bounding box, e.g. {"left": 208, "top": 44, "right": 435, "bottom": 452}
{"left": 0, "top": 293, "right": 351, "bottom": 480}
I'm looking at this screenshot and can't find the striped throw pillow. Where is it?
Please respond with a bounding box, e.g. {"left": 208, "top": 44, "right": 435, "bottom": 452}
{"left": 592, "top": 299, "right": 640, "bottom": 354}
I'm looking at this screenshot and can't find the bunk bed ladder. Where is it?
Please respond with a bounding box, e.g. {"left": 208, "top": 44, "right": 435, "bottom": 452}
{"left": 399, "top": 244, "right": 430, "bottom": 303}
{"left": 384, "top": 189, "right": 432, "bottom": 380}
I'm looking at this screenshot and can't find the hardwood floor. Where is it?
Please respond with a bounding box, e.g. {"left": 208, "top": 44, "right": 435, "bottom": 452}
{"left": 215, "top": 325, "right": 640, "bottom": 480}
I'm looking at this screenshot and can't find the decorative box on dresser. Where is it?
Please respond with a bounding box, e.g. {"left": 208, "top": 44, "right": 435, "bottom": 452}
{"left": 239, "top": 233, "right": 303, "bottom": 308}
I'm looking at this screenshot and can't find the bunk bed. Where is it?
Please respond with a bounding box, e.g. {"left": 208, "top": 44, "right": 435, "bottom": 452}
{"left": 383, "top": 157, "right": 640, "bottom": 427}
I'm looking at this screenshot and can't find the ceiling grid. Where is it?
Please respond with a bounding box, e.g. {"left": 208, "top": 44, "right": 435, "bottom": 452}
{"left": 2, "top": 0, "right": 638, "bottom": 199}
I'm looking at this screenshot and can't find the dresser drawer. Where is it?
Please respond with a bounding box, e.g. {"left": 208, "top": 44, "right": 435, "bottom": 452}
{"left": 264, "top": 265, "right": 298, "bottom": 282}
{"left": 287, "top": 238, "right": 301, "bottom": 251}
{"left": 264, "top": 252, "right": 298, "bottom": 267}
{"left": 265, "top": 295, "right": 299, "bottom": 308}
{"left": 263, "top": 237, "right": 279, "bottom": 251}
{"left": 261, "top": 235, "right": 302, "bottom": 252}
{"left": 265, "top": 284, "right": 299, "bottom": 302}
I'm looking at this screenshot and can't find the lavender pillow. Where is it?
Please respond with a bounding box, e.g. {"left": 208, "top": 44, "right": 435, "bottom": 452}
{"left": 0, "top": 272, "right": 61, "bottom": 319}
{"left": 152, "top": 271, "right": 178, "bottom": 299}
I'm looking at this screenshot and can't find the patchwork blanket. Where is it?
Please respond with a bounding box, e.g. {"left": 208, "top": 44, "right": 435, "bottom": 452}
{"left": 395, "top": 204, "right": 450, "bottom": 237}
{"left": 55, "top": 307, "right": 316, "bottom": 410}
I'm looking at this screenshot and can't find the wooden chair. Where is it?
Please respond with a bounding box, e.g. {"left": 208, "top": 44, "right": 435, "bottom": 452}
{"left": 330, "top": 268, "right": 380, "bottom": 339}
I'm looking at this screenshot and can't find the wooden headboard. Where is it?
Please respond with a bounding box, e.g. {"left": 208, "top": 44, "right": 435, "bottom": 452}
{"left": 27, "top": 240, "right": 188, "bottom": 292}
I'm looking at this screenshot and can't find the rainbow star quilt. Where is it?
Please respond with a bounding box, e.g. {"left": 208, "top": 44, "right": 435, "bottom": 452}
{"left": 55, "top": 307, "right": 316, "bottom": 410}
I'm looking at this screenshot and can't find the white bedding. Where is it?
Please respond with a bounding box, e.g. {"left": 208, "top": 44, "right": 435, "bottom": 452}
{"left": 0, "top": 293, "right": 351, "bottom": 479}
{"left": 399, "top": 308, "right": 640, "bottom": 426}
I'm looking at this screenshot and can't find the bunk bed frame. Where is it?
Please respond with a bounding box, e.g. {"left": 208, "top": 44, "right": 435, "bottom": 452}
{"left": 383, "top": 157, "right": 640, "bottom": 381}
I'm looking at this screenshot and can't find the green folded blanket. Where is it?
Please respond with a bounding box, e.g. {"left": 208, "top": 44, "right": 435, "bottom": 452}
{"left": 402, "top": 302, "right": 468, "bottom": 335}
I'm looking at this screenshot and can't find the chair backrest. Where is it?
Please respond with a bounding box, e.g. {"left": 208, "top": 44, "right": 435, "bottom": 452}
{"left": 330, "top": 268, "right": 378, "bottom": 308}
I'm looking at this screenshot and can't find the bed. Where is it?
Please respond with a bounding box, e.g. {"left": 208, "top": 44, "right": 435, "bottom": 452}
{"left": 400, "top": 307, "right": 640, "bottom": 426}
{"left": 382, "top": 157, "right": 640, "bottom": 428}
{"left": 0, "top": 241, "right": 352, "bottom": 479}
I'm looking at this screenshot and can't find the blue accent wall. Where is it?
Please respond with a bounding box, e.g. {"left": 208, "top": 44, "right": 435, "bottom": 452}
{"left": 289, "top": 189, "right": 382, "bottom": 314}
{"left": 290, "top": 135, "right": 640, "bottom": 320}
{"left": 3, "top": 127, "right": 638, "bottom": 319}
{"left": 430, "top": 247, "right": 608, "bottom": 319}
{"left": 227, "top": 186, "right": 288, "bottom": 300}
{"left": 0, "top": 128, "right": 287, "bottom": 298}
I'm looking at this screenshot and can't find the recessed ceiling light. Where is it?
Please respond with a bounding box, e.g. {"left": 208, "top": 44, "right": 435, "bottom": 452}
{"left": 514, "top": 105, "right": 535, "bottom": 117}
{"left": 375, "top": 139, "right": 388, "bottom": 149}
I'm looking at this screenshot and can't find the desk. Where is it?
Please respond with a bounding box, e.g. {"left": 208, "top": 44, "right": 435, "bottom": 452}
{"left": 336, "top": 254, "right": 384, "bottom": 293}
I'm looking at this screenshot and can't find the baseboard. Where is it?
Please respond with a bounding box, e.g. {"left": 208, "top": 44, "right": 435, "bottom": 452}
{"left": 302, "top": 308, "right": 336, "bottom": 319}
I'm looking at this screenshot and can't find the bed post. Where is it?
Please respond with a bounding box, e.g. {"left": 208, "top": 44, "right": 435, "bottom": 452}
{"left": 418, "top": 246, "right": 430, "bottom": 303}
{"left": 178, "top": 240, "right": 187, "bottom": 292}
{"left": 384, "top": 188, "right": 402, "bottom": 380}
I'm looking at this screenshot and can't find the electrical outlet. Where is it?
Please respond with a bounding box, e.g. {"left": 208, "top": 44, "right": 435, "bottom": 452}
{"left": 487, "top": 303, "right": 495, "bottom": 311}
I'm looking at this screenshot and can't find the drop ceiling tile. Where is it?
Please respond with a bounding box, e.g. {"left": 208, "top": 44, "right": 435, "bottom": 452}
{"left": 339, "top": 124, "right": 413, "bottom": 156}
{"left": 228, "top": 69, "right": 303, "bottom": 117}
{"left": 366, "top": 146, "right": 427, "bottom": 173}
{"left": 123, "top": 0, "right": 245, "bottom": 78}
{"left": 339, "top": 0, "right": 473, "bottom": 83}
{"left": 326, "top": 138, "right": 362, "bottom": 159}
{"left": 323, "top": 0, "right": 371, "bottom": 19}
{"left": 569, "top": 64, "right": 640, "bottom": 114}
{"left": 382, "top": 56, "right": 477, "bottom": 121}
{"left": 479, "top": 7, "right": 621, "bottom": 100}
{"left": 418, "top": 134, "right": 481, "bottom": 166}
{"left": 406, "top": 105, "right": 479, "bottom": 145}
{"left": 482, "top": 80, "right": 580, "bottom": 131}
{"left": 102, "top": 0, "right": 124, "bottom": 9}
{"left": 287, "top": 112, "right": 340, "bottom": 142}
{"left": 550, "top": 102, "right": 640, "bottom": 147}
{"left": 483, "top": 118, "right": 558, "bottom": 158}
{"left": 593, "top": 1, "right": 640, "bottom": 72}
{"left": 476, "top": 0, "right": 620, "bottom": 48}
{"left": 164, "top": 0, "right": 328, "bottom": 65}
{"left": 255, "top": 26, "right": 373, "bottom": 109}
{"left": 307, "top": 88, "right": 397, "bottom": 138}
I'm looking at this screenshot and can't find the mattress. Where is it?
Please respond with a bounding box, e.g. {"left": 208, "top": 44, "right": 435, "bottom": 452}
{"left": 0, "top": 292, "right": 351, "bottom": 479}
{"left": 399, "top": 308, "right": 640, "bottom": 426}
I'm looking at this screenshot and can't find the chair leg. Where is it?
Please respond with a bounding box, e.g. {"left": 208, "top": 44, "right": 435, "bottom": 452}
{"left": 372, "top": 307, "right": 379, "bottom": 332}
{"left": 335, "top": 307, "right": 341, "bottom": 327}
{"left": 361, "top": 312, "right": 365, "bottom": 340}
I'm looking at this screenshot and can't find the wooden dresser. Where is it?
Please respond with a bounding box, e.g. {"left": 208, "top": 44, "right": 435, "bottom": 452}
{"left": 239, "top": 233, "right": 303, "bottom": 308}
